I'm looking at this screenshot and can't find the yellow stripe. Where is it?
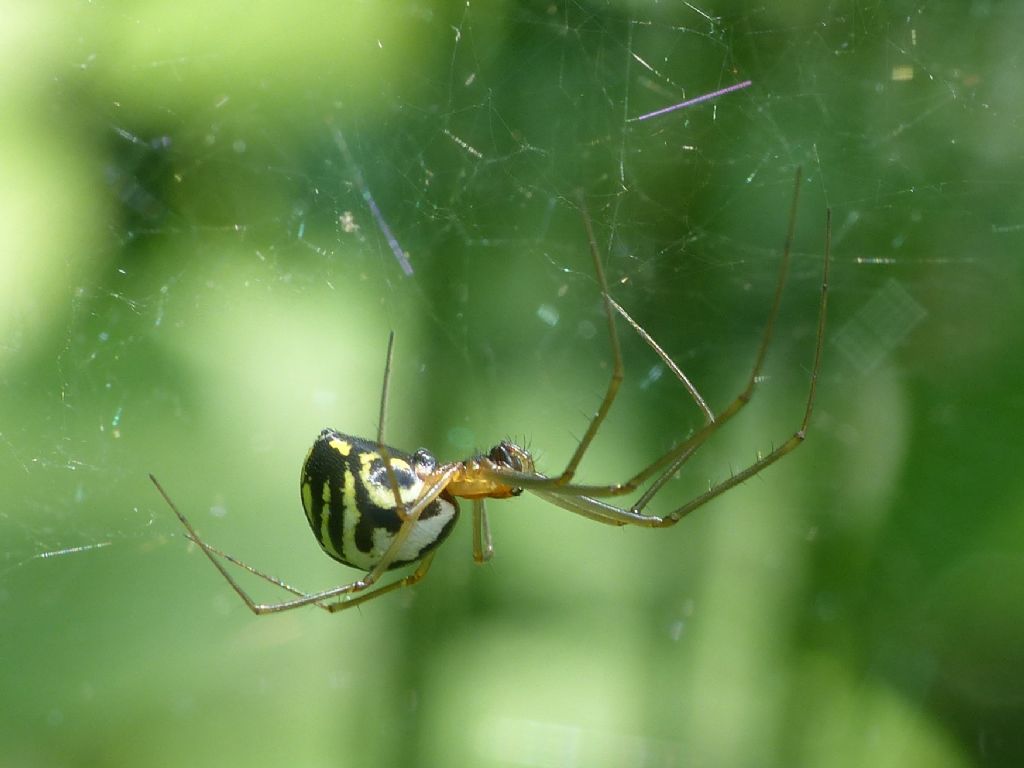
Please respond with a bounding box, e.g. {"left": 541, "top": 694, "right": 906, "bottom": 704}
{"left": 360, "top": 451, "right": 418, "bottom": 509}
{"left": 301, "top": 482, "right": 314, "bottom": 526}
{"left": 329, "top": 437, "right": 352, "bottom": 456}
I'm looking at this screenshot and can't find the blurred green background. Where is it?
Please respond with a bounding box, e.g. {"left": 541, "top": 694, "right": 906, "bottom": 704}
{"left": 2, "top": 1, "right": 1022, "bottom": 766}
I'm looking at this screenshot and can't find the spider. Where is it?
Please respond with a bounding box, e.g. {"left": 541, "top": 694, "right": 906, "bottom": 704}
{"left": 150, "top": 169, "right": 831, "bottom": 614}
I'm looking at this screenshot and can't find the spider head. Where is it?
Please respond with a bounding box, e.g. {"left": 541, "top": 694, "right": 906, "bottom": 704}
{"left": 486, "top": 440, "right": 534, "bottom": 497}
{"left": 488, "top": 440, "right": 534, "bottom": 473}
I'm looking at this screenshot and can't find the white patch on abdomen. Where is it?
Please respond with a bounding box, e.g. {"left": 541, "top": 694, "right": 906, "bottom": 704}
{"left": 353, "top": 497, "right": 457, "bottom": 571}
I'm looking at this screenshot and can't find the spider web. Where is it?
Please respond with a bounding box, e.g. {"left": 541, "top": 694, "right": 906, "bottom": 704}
{"left": 3, "top": 1, "right": 1023, "bottom": 766}
{"left": 4, "top": 2, "right": 968, "bottom": 566}
{"left": 3, "top": 2, "right": 838, "bottom": 570}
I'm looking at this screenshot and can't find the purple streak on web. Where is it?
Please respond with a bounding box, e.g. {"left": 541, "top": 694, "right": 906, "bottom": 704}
{"left": 332, "top": 129, "right": 414, "bottom": 277}
{"left": 359, "top": 189, "right": 413, "bottom": 277}
{"left": 633, "top": 80, "right": 753, "bottom": 123}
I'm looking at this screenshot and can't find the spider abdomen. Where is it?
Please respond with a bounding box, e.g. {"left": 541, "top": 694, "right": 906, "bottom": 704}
{"left": 300, "top": 429, "right": 458, "bottom": 571}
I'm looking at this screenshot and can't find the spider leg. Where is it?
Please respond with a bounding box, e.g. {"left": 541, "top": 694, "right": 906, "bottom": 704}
{"left": 181, "top": 533, "right": 435, "bottom": 614}
{"left": 150, "top": 466, "right": 459, "bottom": 614}
{"left": 323, "top": 551, "right": 436, "bottom": 613}
{"left": 528, "top": 488, "right": 632, "bottom": 525}
{"left": 179, "top": 533, "right": 331, "bottom": 609}
{"left": 549, "top": 193, "right": 624, "bottom": 487}
{"left": 485, "top": 167, "right": 810, "bottom": 501}
{"left": 152, "top": 473, "right": 299, "bottom": 612}
{"left": 176, "top": 533, "right": 431, "bottom": 614}
{"left": 525, "top": 204, "right": 830, "bottom": 526}
{"left": 639, "top": 206, "right": 831, "bottom": 522}
{"left": 607, "top": 295, "right": 714, "bottom": 424}
{"left": 375, "top": 330, "right": 410, "bottom": 521}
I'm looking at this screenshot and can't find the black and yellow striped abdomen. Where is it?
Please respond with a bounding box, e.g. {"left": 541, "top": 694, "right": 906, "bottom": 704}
{"left": 300, "top": 429, "right": 458, "bottom": 571}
